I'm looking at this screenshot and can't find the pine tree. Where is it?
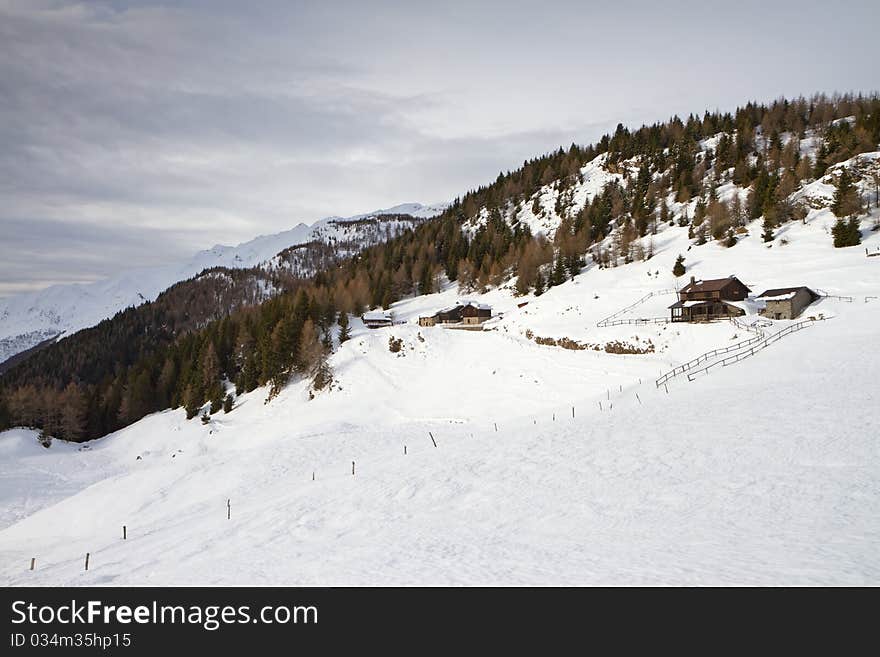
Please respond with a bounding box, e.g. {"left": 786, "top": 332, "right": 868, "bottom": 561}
{"left": 183, "top": 383, "right": 201, "bottom": 420}
{"left": 724, "top": 229, "right": 738, "bottom": 248}
{"left": 534, "top": 272, "right": 545, "bottom": 296}
{"left": 223, "top": 394, "right": 234, "bottom": 413}
{"left": 118, "top": 369, "right": 154, "bottom": 425}
{"left": 550, "top": 256, "right": 566, "bottom": 287}
{"left": 337, "top": 312, "right": 351, "bottom": 343}
{"left": 832, "top": 218, "right": 861, "bottom": 247}
{"left": 200, "top": 343, "right": 224, "bottom": 413}
{"left": 672, "top": 254, "right": 686, "bottom": 277}
{"left": 832, "top": 168, "right": 860, "bottom": 218}
{"left": 59, "top": 382, "right": 87, "bottom": 442}
{"left": 761, "top": 216, "right": 775, "bottom": 243}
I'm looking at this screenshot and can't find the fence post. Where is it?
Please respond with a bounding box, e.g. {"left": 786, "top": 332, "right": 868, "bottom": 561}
{"left": 429, "top": 432, "right": 437, "bottom": 447}
{"left": 30, "top": 558, "right": 35, "bottom": 571}
{"left": 352, "top": 461, "right": 355, "bottom": 476}
{"left": 84, "top": 553, "right": 90, "bottom": 571}
{"left": 227, "top": 498, "right": 231, "bottom": 520}
{"left": 404, "top": 445, "right": 407, "bottom": 455}
{"left": 122, "top": 525, "right": 126, "bottom": 540}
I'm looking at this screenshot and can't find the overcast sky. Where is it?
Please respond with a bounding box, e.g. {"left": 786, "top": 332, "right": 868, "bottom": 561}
{"left": 1, "top": 0, "right": 878, "bottom": 297}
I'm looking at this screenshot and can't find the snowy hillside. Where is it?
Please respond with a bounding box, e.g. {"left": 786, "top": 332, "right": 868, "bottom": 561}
{"left": 1, "top": 204, "right": 878, "bottom": 585}
{"left": 470, "top": 129, "right": 879, "bottom": 246}
{"left": 0, "top": 203, "right": 446, "bottom": 364}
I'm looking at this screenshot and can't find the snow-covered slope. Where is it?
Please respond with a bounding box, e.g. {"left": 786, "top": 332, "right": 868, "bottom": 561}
{"left": 1, "top": 203, "right": 878, "bottom": 585}
{"left": 0, "top": 203, "right": 446, "bottom": 364}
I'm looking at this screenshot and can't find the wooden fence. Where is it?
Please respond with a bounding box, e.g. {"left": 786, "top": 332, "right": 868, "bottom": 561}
{"left": 596, "top": 289, "right": 677, "bottom": 327}
{"left": 684, "top": 317, "right": 824, "bottom": 382}
{"left": 655, "top": 318, "right": 767, "bottom": 387}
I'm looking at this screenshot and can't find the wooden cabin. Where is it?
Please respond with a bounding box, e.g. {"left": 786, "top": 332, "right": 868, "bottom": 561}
{"left": 421, "top": 301, "right": 492, "bottom": 326}
{"left": 758, "top": 287, "right": 819, "bottom": 320}
{"left": 460, "top": 302, "right": 492, "bottom": 325}
{"left": 434, "top": 305, "right": 464, "bottom": 324}
{"left": 669, "top": 275, "right": 751, "bottom": 322}
{"left": 362, "top": 310, "right": 393, "bottom": 329}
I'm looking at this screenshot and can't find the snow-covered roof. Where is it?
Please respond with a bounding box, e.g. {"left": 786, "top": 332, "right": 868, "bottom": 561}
{"left": 362, "top": 310, "right": 391, "bottom": 321}
{"left": 459, "top": 300, "right": 491, "bottom": 310}
{"left": 758, "top": 287, "right": 817, "bottom": 301}
{"left": 760, "top": 292, "right": 797, "bottom": 301}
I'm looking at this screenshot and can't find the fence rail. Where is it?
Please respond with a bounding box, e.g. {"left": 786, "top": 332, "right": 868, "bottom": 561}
{"left": 596, "top": 288, "right": 677, "bottom": 327}
{"left": 685, "top": 317, "right": 824, "bottom": 382}
{"left": 655, "top": 318, "right": 767, "bottom": 387}
{"left": 815, "top": 288, "right": 854, "bottom": 302}
{"left": 601, "top": 316, "right": 671, "bottom": 327}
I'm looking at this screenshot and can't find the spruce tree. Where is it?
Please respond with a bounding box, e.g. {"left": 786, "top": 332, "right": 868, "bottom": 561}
{"left": 761, "top": 216, "right": 775, "bottom": 243}
{"left": 183, "top": 384, "right": 201, "bottom": 420}
{"left": 832, "top": 168, "right": 860, "bottom": 218}
{"left": 550, "top": 256, "right": 566, "bottom": 287}
{"left": 337, "top": 312, "right": 351, "bottom": 343}
{"left": 672, "top": 254, "right": 686, "bottom": 277}
{"left": 832, "top": 218, "right": 861, "bottom": 247}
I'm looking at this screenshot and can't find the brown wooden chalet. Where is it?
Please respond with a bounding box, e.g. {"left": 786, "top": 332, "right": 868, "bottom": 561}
{"left": 669, "top": 275, "right": 751, "bottom": 322}
{"left": 419, "top": 301, "right": 492, "bottom": 326}
{"left": 460, "top": 302, "right": 492, "bottom": 325}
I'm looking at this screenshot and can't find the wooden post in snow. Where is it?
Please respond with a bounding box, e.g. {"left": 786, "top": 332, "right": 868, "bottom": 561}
{"left": 312, "top": 471, "right": 315, "bottom": 481}
{"left": 552, "top": 413, "right": 555, "bottom": 421}
{"left": 598, "top": 401, "right": 602, "bottom": 410}
{"left": 404, "top": 445, "right": 407, "bottom": 455}
{"left": 494, "top": 423, "right": 498, "bottom": 432}
{"left": 429, "top": 432, "right": 437, "bottom": 447}
{"left": 352, "top": 461, "right": 355, "bottom": 476}
{"left": 30, "top": 558, "right": 35, "bottom": 571}
{"left": 664, "top": 384, "right": 669, "bottom": 394}
{"left": 636, "top": 393, "right": 642, "bottom": 405}
{"left": 84, "top": 553, "right": 90, "bottom": 571}
{"left": 227, "top": 498, "right": 231, "bottom": 520}
{"left": 122, "top": 525, "right": 127, "bottom": 540}
{"left": 572, "top": 406, "right": 575, "bottom": 418}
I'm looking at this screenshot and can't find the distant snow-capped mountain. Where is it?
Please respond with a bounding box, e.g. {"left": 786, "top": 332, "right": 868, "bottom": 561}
{"left": 0, "top": 202, "right": 447, "bottom": 364}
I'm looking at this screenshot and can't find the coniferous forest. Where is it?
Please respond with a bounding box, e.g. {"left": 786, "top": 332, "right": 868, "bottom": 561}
{"left": 1, "top": 93, "right": 878, "bottom": 441}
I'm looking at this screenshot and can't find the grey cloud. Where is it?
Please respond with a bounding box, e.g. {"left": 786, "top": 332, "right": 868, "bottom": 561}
{"left": 1, "top": 0, "right": 878, "bottom": 296}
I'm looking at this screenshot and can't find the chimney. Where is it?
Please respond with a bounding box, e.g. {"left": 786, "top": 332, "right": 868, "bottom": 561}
{"left": 690, "top": 276, "right": 696, "bottom": 286}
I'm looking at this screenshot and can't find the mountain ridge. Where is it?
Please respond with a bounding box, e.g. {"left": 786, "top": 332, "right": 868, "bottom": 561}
{"left": 0, "top": 202, "right": 447, "bottom": 363}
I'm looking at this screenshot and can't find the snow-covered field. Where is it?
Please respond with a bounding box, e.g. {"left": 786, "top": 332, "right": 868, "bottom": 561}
{"left": 1, "top": 207, "right": 878, "bottom": 585}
